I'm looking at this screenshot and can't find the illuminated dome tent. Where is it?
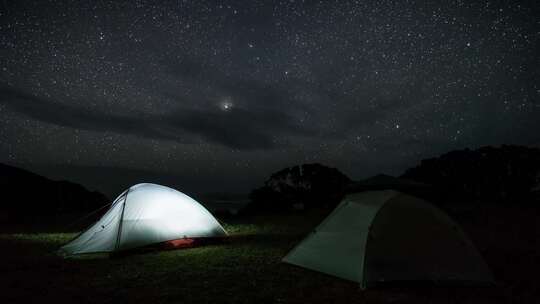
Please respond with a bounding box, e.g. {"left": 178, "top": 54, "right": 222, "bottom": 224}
{"left": 59, "top": 183, "right": 227, "bottom": 256}
{"left": 283, "top": 190, "right": 494, "bottom": 289}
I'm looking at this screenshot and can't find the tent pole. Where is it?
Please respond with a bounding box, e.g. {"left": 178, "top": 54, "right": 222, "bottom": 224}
{"left": 114, "top": 188, "right": 130, "bottom": 252}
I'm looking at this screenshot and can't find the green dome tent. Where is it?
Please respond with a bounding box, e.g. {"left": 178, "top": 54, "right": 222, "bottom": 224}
{"left": 283, "top": 190, "right": 494, "bottom": 288}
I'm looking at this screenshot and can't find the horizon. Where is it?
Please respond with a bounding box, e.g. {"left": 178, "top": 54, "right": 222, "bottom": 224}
{"left": 5, "top": 142, "right": 540, "bottom": 199}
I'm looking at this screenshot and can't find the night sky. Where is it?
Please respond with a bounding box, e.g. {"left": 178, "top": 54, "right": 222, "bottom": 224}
{"left": 1, "top": 1, "right": 539, "bottom": 195}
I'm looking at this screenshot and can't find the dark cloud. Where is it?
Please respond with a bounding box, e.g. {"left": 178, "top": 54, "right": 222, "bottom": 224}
{"left": 171, "top": 106, "right": 311, "bottom": 149}
{"left": 0, "top": 87, "right": 161, "bottom": 137}
{"left": 0, "top": 86, "right": 311, "bottom": 149}
{"left": 164, "top": 57, "right": 312, "bottom": 112}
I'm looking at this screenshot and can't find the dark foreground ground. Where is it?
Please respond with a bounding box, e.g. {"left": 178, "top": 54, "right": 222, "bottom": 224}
{"left": 1, "top": 203, "right": 538, "bottom": 304}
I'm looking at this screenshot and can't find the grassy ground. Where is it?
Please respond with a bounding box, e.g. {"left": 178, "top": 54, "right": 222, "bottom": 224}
{"left": 0, "top": 206, "right": 538, "bottom": 304}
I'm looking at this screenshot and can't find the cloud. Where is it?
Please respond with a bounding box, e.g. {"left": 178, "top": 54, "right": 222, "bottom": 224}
{"left": 164, "top": 56, "right": 313, "bottom": 113}
{"left": 0, "top": 87, "right": 174, "bottom": 139}
{"left": 170, "top": 106, "right": 310, "bottom": 149}
{"left": 0, "top": 86, "right": 311, "bottom": 150}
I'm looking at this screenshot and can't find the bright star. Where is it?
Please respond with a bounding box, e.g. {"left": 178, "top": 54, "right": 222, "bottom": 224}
{"left": 219, "top": 98, "right": 233, "bottom": 111}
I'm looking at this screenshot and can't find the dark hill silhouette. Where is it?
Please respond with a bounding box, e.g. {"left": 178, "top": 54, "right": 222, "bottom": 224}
{"left": 0, "top": 163, "right": 108, "bottom": 217}
{"left": 244, "top": 163, "right": 351, "bottom": 213}
{"left": 401, "top": 145, "right": 540, "bottom": 203}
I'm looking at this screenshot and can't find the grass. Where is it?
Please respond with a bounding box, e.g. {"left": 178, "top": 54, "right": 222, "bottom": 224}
{"left": 1, "top": 206, "right": 538, "bottom": 304}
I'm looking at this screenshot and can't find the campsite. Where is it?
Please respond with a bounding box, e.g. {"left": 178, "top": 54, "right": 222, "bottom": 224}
{"left": 1, "top": 199, "right": 538, "bottom": 303}
{"left": 2, "top": 149, "right": 540, "bottom": 303}
{"left": 2, "top": 1, "right": 539, "bottom": 303}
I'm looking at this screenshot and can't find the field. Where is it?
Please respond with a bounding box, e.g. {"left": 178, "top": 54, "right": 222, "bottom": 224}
{"left": 1, "top": 204, "right": 538, "bottom": 304}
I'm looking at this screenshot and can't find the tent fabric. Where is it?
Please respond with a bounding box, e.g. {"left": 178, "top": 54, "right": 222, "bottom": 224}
{"left": 282, "top": 190, "right": 493, "bottom": 288}
{"left": 60, "top": 183, "right": 227, "bottom": 256}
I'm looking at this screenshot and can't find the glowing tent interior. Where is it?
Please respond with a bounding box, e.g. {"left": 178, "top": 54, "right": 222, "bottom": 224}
{"left": 283, "top": 190, "right": 494, "bottom": 288}
{"left": 59, "top": 183, "right": 227, "bottom": 256}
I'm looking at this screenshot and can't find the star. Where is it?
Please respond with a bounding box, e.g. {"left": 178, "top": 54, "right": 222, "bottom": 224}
{"left": 219, "top": 98, "right": 234, "bottom": 111}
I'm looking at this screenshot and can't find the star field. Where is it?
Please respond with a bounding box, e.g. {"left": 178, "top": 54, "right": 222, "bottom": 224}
{"left": 1, "top": 0, "right": 539, "bottom": 193}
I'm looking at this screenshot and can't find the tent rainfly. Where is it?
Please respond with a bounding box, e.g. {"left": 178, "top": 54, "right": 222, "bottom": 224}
{"left": 283, "top": 190, "right": 494, "bottom": 288}
{"left": 59, "top": 183, "right": 227, "bottom": 256}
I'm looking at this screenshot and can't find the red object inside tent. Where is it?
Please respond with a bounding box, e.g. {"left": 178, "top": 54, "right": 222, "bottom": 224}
{"left": 163, "top": 238, "right": 196, "bottom": 249}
